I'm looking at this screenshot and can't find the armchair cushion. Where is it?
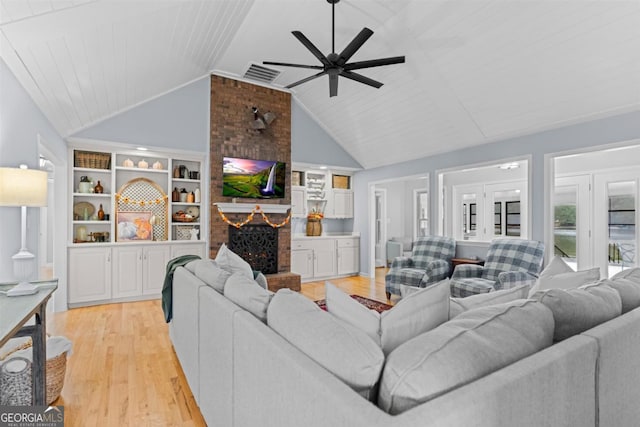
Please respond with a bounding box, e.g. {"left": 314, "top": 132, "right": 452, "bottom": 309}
{"left": 451, "top": 264, "right": 484, "bottom": 279}
{"left": 423, "top": 259, "right": 451, "bottom": 285}
{"left": 451, "top": 278, "right": 496, "bottom": 297}
{"left": 496, "top": 271, "right": 537, "bottom": 290}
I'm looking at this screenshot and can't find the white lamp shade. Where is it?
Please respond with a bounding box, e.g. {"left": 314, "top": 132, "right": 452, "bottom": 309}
{"left": 0, "top": 167, "right": 48, "bottom": 207}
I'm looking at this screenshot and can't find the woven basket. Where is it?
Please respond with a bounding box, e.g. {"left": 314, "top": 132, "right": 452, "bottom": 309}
{"left": 74, "top": 150, "right": 111, "bottom": 169}
{"left": 0, "top": 337, "right": 68, "bottom": 405}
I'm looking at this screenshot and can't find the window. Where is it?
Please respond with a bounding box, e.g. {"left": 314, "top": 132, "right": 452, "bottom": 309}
{"left": 506, "top": 201, "right": 521, "bottom": 236}
{"left": 414, "top": 189, "right": 429, "bottom": 239}
{"left": 440, "top": 159, "right": 529, "bottom": 242}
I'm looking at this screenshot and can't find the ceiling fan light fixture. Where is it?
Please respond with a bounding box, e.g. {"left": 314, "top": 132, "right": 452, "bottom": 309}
{"left": 263, "top": 0, "right": 404, "bottom": 97}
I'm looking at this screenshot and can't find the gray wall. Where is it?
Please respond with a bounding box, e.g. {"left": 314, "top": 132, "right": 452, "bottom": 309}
{"left": 354, "top": 110, "right": 640, "bottom": 276}
{"left": 73, "top": 77, "right": 211, "bottom": 152}
{"left": 291, "top": 99, "right": 361, "bottom": 169}
{"left": 0, "top": 58, "right": 67, "bottom": 282}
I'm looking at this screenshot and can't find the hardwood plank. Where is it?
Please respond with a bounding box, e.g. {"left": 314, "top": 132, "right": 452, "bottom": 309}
{"left": 47, "top": 268, "right": 392, "bottom": 425}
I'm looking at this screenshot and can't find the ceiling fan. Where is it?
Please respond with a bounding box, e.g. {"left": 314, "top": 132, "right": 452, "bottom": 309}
{"left": 263, "top": 0, "right": 405, "bottom": 97}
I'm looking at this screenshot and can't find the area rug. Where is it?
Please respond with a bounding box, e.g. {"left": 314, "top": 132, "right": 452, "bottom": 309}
{"left": 315, "top": 295, "right": 393, "bottom": 313}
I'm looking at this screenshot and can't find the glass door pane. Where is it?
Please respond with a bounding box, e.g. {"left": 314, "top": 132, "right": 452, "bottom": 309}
{"left": 554, "top": 184, "right": 578, "bottom": 270}
{"left": 607, "top": 181, "right": 636, "bottom": 277}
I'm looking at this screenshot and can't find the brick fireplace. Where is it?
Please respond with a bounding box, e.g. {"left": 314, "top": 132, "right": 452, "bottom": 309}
{"left": 209, "top": 75, "right": 300, "bottom": 291}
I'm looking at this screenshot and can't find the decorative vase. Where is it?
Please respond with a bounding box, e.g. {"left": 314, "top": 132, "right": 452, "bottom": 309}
{"left": 94, "top": 180, "right": 103, "bottom": 194}
{"left": 172, "top": 187, "right": 180, "bottom": 202}
{"left": 97, "top": 204, "right": 105, "bottom": 220}
{"left": 306, "top": 218, "right": 322, "bottom": 236}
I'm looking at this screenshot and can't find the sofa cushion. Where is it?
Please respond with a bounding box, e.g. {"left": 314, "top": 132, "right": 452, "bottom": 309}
{"left": 378, "top": 299, "right": 554, "bottom": 414}
{"left": 531, "top": 283, "right": 622, "bottom": 341}
{"left": 188, "top": 259, "right": 231, "bottom": 293}
{"left": 601, "top": 277, "right": 640, "bottom": 314}
{"left": 224, "top": 272, "right": 273, "bottom": 322}
{"left": 528, "top": 256, "right": 600, "bottom": 296}
{"left": 611, "top": 267, "right": 640, "bottom": 283}
{"left": 325, "top": 280, "right": 449, "bottom": 355}
{"left": 215, "top": 243, "right": 254, "bottom": 279}
{"left": 449, "top": 285, "right": 529, "bottom": 318}
{"left": 267, "top": 289, "right": 384, "bottom": 400}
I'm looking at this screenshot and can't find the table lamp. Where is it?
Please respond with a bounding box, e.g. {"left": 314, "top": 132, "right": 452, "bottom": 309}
{"left": 0, "top": 165, "right": 48, "bottom": 296}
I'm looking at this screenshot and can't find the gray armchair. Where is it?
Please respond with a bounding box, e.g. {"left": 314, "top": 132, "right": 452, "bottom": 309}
{"left": 385, "top": 236, "right": 456, "bottom": 299}
{"left": 450, "top": 238, "right": 544, "bottom": 298}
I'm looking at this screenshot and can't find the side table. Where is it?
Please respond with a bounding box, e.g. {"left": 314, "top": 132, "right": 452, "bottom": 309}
{"left": 0, "top": 279, "right": 58, "bottom": 405}
{"left": 451, "top": 258, "right": 485, "bottom": 269}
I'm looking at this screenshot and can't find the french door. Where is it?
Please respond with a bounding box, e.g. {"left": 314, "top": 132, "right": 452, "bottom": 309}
{"left": 553, "top": 175, "right": 591, "bottom": 271}
{"left": 594, "top": 171, "right": 639, "bottom": 277}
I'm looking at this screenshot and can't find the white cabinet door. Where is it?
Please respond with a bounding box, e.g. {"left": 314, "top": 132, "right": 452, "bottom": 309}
{"left": 291, "top": 249, "right": 313, "bottom": 279}
{"left": 312, "top": 240, "right": 337, "bottom": 278}
{"left": 143, "top": 245, "right": 171, "bottom": 296}
{"left": 171, "top": 242, "right": 206, "bottom": 259}
{"left": 112, "top": 246, "right": 143, "bottom": 298}
{"left": 333, "top": 190, "right": 354, "bottom": 218}
{"left": 337, "top": 238, "right": 359, "bottom": 275}
{"left": 68, "top": 247, "right": 112, "bottom": 304}
{"left": 291, "top": 187, "right": 306, "bottom": 217}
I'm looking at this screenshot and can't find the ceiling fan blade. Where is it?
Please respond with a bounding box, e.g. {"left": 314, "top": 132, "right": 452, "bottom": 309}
{"left": 329, "top": 73, "right": 339, "bottom": 97}
{"left": 340, "top": 71, "right": 383, "bottom": 89}
{"left": 343, "top": 56, "right": 405, "bottom": 71}
{"left": 285, "top": 70, "right": 327, "bottom": 89}
{"left": 292, "top": 31, "right": 331, "bottom": 66}
{"left": 263, "top": 61, "right": 324, "bottom": 70}
{"left": 337, "top": 27, "right": 374, "bottom": 65}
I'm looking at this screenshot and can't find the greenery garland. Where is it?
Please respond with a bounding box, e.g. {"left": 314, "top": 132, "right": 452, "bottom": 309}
{"left": 217, "top": 204, "right": 291, "bottom": 229}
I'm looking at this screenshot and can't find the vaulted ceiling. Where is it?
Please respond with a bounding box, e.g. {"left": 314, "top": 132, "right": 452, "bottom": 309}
{"left": 1, "top": 0, "right": 639, "bottom": 169}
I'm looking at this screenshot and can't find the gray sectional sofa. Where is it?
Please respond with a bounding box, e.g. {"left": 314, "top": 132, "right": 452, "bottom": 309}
{"left": 169, "top": 263, "right": 640, "bottom": 427}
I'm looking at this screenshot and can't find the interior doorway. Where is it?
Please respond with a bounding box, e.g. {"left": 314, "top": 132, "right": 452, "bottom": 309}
{"left": 368, "top": 174, "right": 429, "bottom": 278}
{"left": 374, "top": 189, "right": 387, "bottom": 268}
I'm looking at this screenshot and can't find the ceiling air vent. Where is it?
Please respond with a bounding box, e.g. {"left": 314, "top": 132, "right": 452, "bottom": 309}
{"left": 243, "top": 63, "right": 281, "bottom": 84}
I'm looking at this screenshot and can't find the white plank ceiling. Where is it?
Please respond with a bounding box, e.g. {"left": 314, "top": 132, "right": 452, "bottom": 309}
{"left": 1, "top": 0, "right": 639, "bottom": 169}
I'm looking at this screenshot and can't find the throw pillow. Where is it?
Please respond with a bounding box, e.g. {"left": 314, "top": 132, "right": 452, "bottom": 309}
{"left": 224, "top": 272, "right": 273, "bottom": 322}
{"left": 378, "top": 299, "right": 554, "bottom": 414}
{"left": 449, "top": 285, "right": 529, "bottom": 319}
{"left": 190, "top": 259, "right": 231, "bottom": 293}
{"left": 531, "top": 283, "right": 622, "bottom": 341}
{"left": 267, "top": 289, "right": 384, "bottom": 401}
{"left": 325, "top": 280, "right": 450, "bottom": 355}
{"left": 528, "top": 256, "right": 599, "bottom": 296}
{"left": 215, "top": 243, "right": 254, "bottom": 279}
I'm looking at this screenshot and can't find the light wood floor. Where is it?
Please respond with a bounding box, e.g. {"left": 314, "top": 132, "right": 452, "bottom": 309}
{"left": 47, "top": 268, "right": 391, "bottom": 426}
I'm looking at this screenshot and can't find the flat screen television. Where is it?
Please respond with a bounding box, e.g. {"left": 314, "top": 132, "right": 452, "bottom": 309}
{"left": 222, "top": 157, "right": 286, "bottom": 199}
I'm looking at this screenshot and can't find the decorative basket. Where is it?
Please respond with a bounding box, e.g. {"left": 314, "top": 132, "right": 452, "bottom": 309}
{"left": 0, "top": 357, "right": 32, "bottom": 405}
{"left": 0, "top": 337, "right": 68, "bottom": 405}
{"left": 172, "top": 214, "right": 197, "bottom": 223}
{"left": 175, "top": 225, "right": 196, "bottom": 240}
{"left": 74, "top": 150, "right": 111, "bottom": 170}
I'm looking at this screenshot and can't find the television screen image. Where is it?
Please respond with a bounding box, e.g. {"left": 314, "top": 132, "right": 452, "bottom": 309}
{"left": 222, "top": 157, "right": 286, "bottom": 199}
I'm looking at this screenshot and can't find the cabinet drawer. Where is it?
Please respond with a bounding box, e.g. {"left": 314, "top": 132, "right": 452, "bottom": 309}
{"left": 337, "top": 238, "right": 359, "bottom": 248}
{"left": 292, "top": 240, "right": 314, "bottom": 250}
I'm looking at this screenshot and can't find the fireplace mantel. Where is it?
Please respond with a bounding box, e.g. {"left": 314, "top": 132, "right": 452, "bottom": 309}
{"left": 213, "top": 202, "right": 291, "bottom": 214}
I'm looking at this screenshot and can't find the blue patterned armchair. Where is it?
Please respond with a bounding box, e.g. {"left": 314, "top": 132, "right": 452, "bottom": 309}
{"left": 385, "top": 236, "right": 456, "bottom": 299}
{"left": 450, "top": 238, "right": 544, "bottom": 298}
